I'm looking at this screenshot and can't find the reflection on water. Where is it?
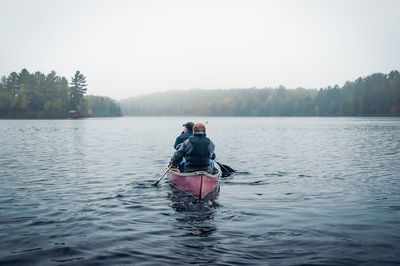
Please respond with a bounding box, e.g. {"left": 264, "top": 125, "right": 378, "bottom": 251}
{"left": 169, "top": 186, "right": 218, "bottom": 237}
{"left": 168, "top": 188, "right": 219, "bottom": 264}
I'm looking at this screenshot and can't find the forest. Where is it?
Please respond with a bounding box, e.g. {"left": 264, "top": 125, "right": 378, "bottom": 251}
{"left": 120, "top": 70, "right": 400, "bottom": 116}
{"left": 86, "top": 95, "right": 122, "bottom": 117}
{"left": 2, "top": 69, "right": 399, "bottom": 118}
{"left": 0, "top": 69, "right": 121, "bottom": 118}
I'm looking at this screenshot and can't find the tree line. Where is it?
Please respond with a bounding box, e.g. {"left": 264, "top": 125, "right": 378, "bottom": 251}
{"left": 0, "top": 69, "right": 121, "bottom": 118}
{"left": 120, "top": 70, "right": 400, "bottom": 116}
{"left": 86, "top": 95, "right": 122, "bottom": 117}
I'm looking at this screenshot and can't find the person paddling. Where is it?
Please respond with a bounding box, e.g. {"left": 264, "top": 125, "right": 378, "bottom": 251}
{"left": 174, "top": 122, "right": 194, "bottom": 150}
{"left": 171, "top": 123, "right": 216, "bottom": 174}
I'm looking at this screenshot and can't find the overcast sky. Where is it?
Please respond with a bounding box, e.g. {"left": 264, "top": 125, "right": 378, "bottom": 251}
{"left": 1, "top": 0, "right": 399, "bottom": 99}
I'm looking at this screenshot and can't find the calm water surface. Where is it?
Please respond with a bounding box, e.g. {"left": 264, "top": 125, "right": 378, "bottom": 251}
{"left": 1, "top": 117, "right": 400, "bottom": 265}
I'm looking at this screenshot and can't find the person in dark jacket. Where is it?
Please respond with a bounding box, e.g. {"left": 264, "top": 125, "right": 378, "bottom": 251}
{"left": 174, "top": 122, "right": 194, "bottom": 150}
{"left": 171, "top": 123, "right": 216, "bottom": 173}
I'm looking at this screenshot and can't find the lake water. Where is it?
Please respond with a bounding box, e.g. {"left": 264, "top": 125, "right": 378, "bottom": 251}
{"left": 1, "top": 117, "right": 400, "bottom": 265}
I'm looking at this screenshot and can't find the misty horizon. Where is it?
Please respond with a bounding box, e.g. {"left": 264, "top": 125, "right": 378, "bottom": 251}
{"left": 3, "top": 67, "right": 399, "bottom": 101}
{"left": 1, "top": 0, "right": 399, "bottom": 100}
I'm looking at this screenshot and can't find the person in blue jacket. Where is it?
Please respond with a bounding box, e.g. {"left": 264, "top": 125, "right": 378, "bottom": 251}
{"left": 174, "top": 122, "right": 194, "bottom": 150}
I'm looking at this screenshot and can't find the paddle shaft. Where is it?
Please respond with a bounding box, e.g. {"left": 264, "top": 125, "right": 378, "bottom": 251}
{"left": 154, "top": 165, "right": 172, "bottom": 186}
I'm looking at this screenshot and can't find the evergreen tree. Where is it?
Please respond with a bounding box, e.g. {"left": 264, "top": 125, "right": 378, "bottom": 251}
{"left": 69, "top": 71, "right": 87, "bottom": 110}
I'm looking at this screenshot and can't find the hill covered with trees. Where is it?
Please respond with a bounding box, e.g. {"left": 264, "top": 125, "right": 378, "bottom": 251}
{"left": 0, "top": 69, "right": 121, "bottom": 118}
{"left": 120, "top": 70, "right": 400, "bottom": 116}
{"left": 86, "top": 95, "right": 122, "bottom": 117}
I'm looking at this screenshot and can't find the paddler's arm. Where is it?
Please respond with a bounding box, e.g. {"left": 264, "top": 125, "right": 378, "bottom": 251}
{"left": 211, "top": 153, "right": 216, "bottom": 160}
{"left": 173, "top": 131, "right": 186, "bottom": 149}
{"left": 173, "top": 136, "right": 181, "bottom": 150}
{"left": 209, "top": 140, "right": 216, "bottom": 160}
{"left": 172, "top": 139, "right": 188, "bottom": 165}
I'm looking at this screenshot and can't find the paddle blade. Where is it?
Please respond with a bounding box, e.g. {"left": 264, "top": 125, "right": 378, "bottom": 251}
{"left": 221, "top": 163, "right": 235, "bottom": 173}
{"left": 216, "top": 162, "right": 235, "bottom": 177}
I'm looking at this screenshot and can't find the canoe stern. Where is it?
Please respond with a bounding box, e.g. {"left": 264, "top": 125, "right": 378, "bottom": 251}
{"left": 167, "top": 168, "right": 220, "bottom": 199}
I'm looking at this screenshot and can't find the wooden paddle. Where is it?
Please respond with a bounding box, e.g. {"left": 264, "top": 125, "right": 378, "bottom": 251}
{"left": 154, "top": 165, "right": 172, "bottom": 186}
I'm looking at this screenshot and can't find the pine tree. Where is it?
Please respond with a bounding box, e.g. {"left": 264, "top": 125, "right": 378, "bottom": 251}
{"left": 69, "top": 71, "right": 87, "bottom": 110}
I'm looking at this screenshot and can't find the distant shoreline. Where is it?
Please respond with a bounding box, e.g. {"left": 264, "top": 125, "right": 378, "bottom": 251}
{"left": 0, "top": 69, "right": 122, "bottom": 119}
{"left": 0, "top": 115, "right": 400, "bottom": 120}
{"left": 120, "top": 70, "right": 400, "bottom": 117}
{"left": 0, "top": 114, "right": 123, "bottom": 120}
{"left": 119, "top": 115, "right": 400, "bottom": 118}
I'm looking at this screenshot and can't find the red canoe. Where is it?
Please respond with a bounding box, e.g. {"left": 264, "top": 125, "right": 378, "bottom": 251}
{"left": 167, "top": 164, "right": 221, "bottom": 200}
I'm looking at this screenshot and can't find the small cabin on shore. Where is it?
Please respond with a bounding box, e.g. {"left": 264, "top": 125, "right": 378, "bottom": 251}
{"left": 68, "top": 110, "right": 81, "bottom": 119}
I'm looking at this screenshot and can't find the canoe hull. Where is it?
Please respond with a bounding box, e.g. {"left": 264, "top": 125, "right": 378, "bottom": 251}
{"left": 167, "top": 167, "right": 220, "bottom": 200}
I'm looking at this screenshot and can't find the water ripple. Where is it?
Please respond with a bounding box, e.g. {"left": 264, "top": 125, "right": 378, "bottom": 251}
{"left": 1, "top": 117, "right": 400, "bottom": 265}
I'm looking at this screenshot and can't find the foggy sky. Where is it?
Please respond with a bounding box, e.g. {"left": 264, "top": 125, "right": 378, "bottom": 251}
{"left": 1, "top": 0, "right": 399, "bottom": 100}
